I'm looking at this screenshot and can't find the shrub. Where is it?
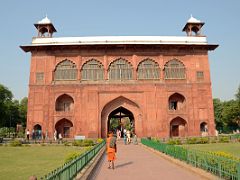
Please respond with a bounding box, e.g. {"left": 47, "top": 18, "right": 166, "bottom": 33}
{"left": 63, "top": 141, "right": 71, "bottom": 146}
{"left": 186, "top": 137, "right": 198, "bottom": 144}
{"left": 219, "top": 136, "right": 230, "bottom": 143}
{"left": 167, "top": 139, "right": 176, "bottom": 145}
{"left": 10, "top": 139, "right": 22, "bottom": 147}
{"left": 96, "top": 138, "right": 103, "bottom": 144}
{"left": 64, "top": 152, "right": 82, "bottom": 163}
{"left": 73, "top": 139, "right": 94, "bottom": 147}
{"left": 198, "top": 137, "right": 209, "bottom": 144}
{"left": 167, "top": 139, "right": 182, "bottom": 145}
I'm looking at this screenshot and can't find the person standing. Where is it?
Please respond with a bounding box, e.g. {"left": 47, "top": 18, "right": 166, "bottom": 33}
{"left": 54, "top": 130, "right": 57, "bottom": 141}
{"left": 106, "top": 131, "right": 117, "bottom": 169}
{"left": 127, "top": 130, "right": 131, "bottom": 144}
{"left": 26, "top": 129, "right": 30, "bottom": 142}
{"left": 123, "top": 129, "right": 127, "bottom": 145}
{"left": 58, "top": 133, "right": 62, "bottom": 143}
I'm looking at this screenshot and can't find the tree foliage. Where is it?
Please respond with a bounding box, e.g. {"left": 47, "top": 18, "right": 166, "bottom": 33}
{"left": 213, "top": 85, "right": 240, "bottom": 133}
{"left": 0, "top": 84, "right": 27, "bottom": 128}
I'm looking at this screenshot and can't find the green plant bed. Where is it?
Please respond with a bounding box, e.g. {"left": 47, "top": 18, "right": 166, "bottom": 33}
{"left": 0, "top": 145, "right": 87, "bottom": 180}
{"left": 181, "top": 143, "right": 240, "bottom": 158}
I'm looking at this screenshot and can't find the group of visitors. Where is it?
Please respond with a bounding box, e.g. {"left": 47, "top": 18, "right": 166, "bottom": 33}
{"left": 26, "top": 129, "right": 63, "bottom": 142}
{"left": 26, "top": 129, "right": 43, "bottom": 140}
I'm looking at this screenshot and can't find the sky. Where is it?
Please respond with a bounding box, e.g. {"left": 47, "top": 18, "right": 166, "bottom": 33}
{"left": 0, "top": 0, "right": 239, "bottom": 101}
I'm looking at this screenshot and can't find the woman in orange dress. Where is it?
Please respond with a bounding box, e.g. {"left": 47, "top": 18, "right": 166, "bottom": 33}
{"left": 106, "top": 131, "right": 117, "bottom": 169}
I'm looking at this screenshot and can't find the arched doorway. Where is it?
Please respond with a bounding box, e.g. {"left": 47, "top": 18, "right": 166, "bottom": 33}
{"left": 200, "top": 122, "right": 208, "bottom": 136}
{"left": 101, "top": 96, "right": 142, "bottom": 138}
{"left": 108, "top": 106, "right": 134, "bottom": 137}
{"left": 55, "top": 119, "right": 73, "bottom": 138}
{"left": 33, "top": 124, "right": 42, "bottom": 139}
{"left": 170, "top": 117, "right": 187, "bottom": 137}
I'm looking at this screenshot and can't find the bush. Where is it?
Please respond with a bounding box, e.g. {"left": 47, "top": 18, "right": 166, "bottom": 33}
{"left": 64, "top": 152, "right": 82, "bottom": 163}
{"left": 186, "top": 137, "right": 198, "bottom": 144}
{"left": 96, "top": 138, "right": 103, "bottom": 144}
{"left": 10, "top": 139, "right": 22, "bottom": 147}
{"left": 63, "top": 141, "right": 71, "bottom": 146}
{"left": 73, "top": 139, "right": 94, "bottom": 147}
{"left": 219, "top": 136, "right": 230, "bottom": 143}
{"left": 167, "top": 139, "right": 182, "bottom": 145}
{"left": 198, "top": 137, "right": 209, "bottom": 144}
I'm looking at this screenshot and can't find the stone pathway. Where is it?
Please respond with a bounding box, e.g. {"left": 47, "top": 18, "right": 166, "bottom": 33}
{"left": 91, "top": 140, "right": 205, "bottom": 180}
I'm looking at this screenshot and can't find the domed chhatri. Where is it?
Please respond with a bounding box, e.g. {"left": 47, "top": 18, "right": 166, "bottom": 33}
{"left": 34, "top": 15, "right": 57, "bottom": 38}
{"left": 183, "top": 15, "right": 205, "bottom": 36}
{"left": 37, "top": 15, "right": 52, "bottom": 24}
{"left": 187, "top": 15, "right": 202, "bottom": 23}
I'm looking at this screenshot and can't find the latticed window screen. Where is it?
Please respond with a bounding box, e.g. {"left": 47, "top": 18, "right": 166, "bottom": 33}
{"left": 54, "top": 60, "right": 77, "bottom": 80}
{"left": 196, "top": 71, "right": 204, "bottom": 79}
{"left": 164, "top": 59, "right": 186, "bottom": 79}
{"left": 137, "top": 59, "right": 160, "bottom": 79}
{"left": 36, "top": 72, "right": 44, "bottom": 83}
{"left": 109, "top": 58, "right": 133, "bottom": 80}
{"left": 81, "top": 59, "right": 104, "bottom": 81}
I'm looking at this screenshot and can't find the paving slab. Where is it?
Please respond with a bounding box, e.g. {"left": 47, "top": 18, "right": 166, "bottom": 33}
{"left": 91, "top": 141, "right": 206, "bottom": 180}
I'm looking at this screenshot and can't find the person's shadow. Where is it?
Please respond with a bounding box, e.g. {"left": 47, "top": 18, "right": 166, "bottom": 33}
{"left": 115, "top": 161, "right": 133, "bottom": 169}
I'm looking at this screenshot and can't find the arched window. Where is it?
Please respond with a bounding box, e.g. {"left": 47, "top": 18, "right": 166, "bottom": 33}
{"left": 55, "top": 94, "right": 74, "bottom": 112}
{"left": 164, "top": 59, "right": 186, "bottom": 79}
{"left": 108, "top": 58, "right": 133, "bottom": 80}
{"left": 54, "top": 60, "right": 77, "bottom": 80}
{"left": 81, "top": 59, "right": 104, "bottom": 81}
{"left": 168, "top": 93, "right": 186, "bottom": 111}
{"left": 137, "top": 59, "right": 160, "bottom": 80}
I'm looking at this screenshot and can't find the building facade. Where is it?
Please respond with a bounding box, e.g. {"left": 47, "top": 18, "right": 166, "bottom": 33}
{"left": 21, "top": 16, "right": 218, "bottom": 139}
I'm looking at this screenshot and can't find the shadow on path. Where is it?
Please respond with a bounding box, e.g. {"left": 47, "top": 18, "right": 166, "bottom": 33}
{"left": 115, "top": 161, "right": 133, "bottom": 169}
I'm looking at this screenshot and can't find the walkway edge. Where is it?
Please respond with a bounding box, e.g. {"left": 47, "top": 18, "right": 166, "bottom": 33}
{"left": 140, "top": 143, "right": 219, "bottom": 180}
{"left": 75, "top": 146, "right": 106, "bottom": 180}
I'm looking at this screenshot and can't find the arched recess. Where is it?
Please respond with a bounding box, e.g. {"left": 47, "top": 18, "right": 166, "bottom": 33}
{"left": 168, "top": 93, "right": 186, "bottom": 111}
{"left": 164, "top": 59, "right": 186, "bottom": 79}
{"left": 137, "top": 59, "right": 160, "bottom": 80}
{"left": 33, "top": 124, "right": 42, "bottom": 131}
{"left": 33, "top": 124, "right": 42, "bottom": 139}
{"left": 170, "top": 117, "right": 187, "bottom": 137}
{"left": 101, "top": 96, "right": 142, "bottom": 138}
{"left": 54, "top": 59, "right": 77, "bottom": 80}
{"left": 55, "top": 94, "right": 74, "bottom": 112}
{"left": 55, "top": 118, "right": 73, "bottom": 138}
{"left": 200, "top": 122, "right": 208, "bottom": 136}
{"left": 81, "top": 59, "right": 104, "bottom": 81}
{"left": 108, "top": 106, "right": 135, "bottom": 137}
{"left": 108, "top": 58, "right": 133, "bottom": 80}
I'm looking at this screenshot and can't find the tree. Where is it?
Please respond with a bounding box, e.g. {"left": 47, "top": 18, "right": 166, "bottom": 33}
{"left": 235, "top": 85, "right": 240, "bottom": 102}
{"left": 19, "top": 97, "right": 28, "bottom": 127}
{"left": 0, "top": 84, "right": 13, "bottom": 127}
{"left": 213, "top": 98, "right": 223, "bottom": 131}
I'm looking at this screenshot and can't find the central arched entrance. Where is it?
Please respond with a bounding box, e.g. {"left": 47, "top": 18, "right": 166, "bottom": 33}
{"left": 108, "top": 106, "right": 134, "bottom": 137}
{"left": 101, "top": 96, "right": 142, "bottom": 138}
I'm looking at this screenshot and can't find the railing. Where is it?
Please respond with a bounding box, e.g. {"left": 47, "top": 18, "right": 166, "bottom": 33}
{"left": 42, "top": 140, "right": 106, "bottom": 180}
{"left": 141, "top": 138, "right": 240, "bottom": 180}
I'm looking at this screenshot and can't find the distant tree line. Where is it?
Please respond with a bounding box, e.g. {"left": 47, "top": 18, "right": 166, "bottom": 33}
{"left": 213, "top": 85, "right": 240, "bottom": 133}
{"left": 0, "top": 84, "right": 27, "bottom": 129}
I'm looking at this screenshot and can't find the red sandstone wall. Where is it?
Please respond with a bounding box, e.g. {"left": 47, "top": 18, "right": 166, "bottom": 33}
{"left": 26, "top": 50, "right": 216, "bottom": 138}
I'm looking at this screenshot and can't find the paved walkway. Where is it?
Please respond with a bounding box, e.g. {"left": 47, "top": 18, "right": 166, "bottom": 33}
{"left": 91, "top": 141, "right": 205, "bottom": 180}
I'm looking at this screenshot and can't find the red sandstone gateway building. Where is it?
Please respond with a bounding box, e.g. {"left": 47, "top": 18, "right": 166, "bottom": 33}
{"left": 21, "top": 16, "right": 218, "bottom": 139}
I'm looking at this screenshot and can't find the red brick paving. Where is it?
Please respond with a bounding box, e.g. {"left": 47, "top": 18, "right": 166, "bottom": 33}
{"left": 91, "top": 141, "right": 205, "bottom": 180}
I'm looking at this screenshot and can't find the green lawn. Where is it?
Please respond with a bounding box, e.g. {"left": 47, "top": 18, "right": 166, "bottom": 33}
{"left": 182, "top": 143, "right": 240, "bottom": 157}
{"left": 0, "top": 145, "right": 86, "bottom": 180}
